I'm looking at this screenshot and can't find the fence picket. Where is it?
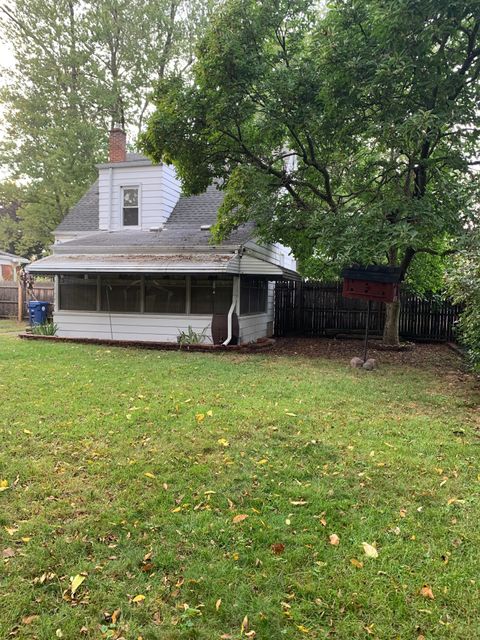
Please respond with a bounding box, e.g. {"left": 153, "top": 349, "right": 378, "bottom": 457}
{"left": 275, "top": 282, "right": 460, "bottom": 342}
{"left": 0, "top": 281, "right": 54, "bottom": 319}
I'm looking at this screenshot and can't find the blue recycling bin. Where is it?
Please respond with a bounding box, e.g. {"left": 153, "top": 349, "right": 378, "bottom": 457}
{"left": 28, "top": 301, "right": 50, "bottom": 326}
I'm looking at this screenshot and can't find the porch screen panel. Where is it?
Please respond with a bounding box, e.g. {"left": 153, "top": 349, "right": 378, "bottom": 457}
{"left": 190, "top": 277, "right": 232, "bottom": 314}
{"left": 59, "top": 274, "right": 97, "bottom": 311}
{"left": 145, "top": 276, "right": 186, "bottom": 313}
{"left": 100, "top": 275, "right": 141, "bottom": 312}
{"left": 240, "top": 277, "right": 268, "bottom": 314}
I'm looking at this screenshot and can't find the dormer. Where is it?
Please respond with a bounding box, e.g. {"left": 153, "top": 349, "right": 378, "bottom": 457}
{"left": 97, "top": 127, "right": 181, "bottom": 232}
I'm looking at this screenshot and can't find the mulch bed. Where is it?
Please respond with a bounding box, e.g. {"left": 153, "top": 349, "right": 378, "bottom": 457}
{"left": 18, "top": 333, "right": 275, "bottom": 353}
{"left": 17, "top": 331, "right": 469, "bottom": 374}
{"left": 269, "top": 336, "right": 465, "bottom": 371}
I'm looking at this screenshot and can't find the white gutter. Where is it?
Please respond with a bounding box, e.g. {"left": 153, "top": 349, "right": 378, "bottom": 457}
{"left": 223, "top": 275, "right": 240, "bottom": 346}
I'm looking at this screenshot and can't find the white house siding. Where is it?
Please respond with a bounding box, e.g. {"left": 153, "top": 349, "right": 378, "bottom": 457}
{"left": 54, "top": 281, "right": 275, "bottom": 345}
{"left": 54, "top": 311, "right": 215, "bottom": 343}
{"left": 238, "top": 282, "right": 275, "bottom": 343}
{"left": 98, "top": 164, "right": 181, "bottom": 231}
{"left": 244, "top": 240, "right": 297, "bottom": 272}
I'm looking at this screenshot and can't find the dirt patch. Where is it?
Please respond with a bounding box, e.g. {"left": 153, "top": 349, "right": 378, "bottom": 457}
{"left": 270, "top": 336, "right": 466, "bottom": 372}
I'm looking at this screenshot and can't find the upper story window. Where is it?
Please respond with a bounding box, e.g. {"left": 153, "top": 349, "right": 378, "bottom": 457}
{"left": 122, "top": 187, "right": 139, "bottom": 226}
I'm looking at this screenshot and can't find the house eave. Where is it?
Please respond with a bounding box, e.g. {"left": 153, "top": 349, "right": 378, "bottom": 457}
{"left": 95, "top": 159, "right": 153, "bottom": 169}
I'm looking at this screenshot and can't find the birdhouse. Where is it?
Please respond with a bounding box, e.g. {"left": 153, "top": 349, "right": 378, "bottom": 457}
{"left": 342, "top": 266, "right": 402, "bottom": 303}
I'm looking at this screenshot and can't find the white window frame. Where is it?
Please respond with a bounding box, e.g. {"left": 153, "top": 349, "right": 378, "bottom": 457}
{"left": 121, "top": 185, "right": 141, "bottom": 228}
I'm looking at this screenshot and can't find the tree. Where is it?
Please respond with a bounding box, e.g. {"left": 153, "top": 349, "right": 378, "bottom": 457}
{"left": 447, "top": 235, "right": 480, "bottom": 371}
{"left": 141, "top": 0, "right": 480, "bottom": 345}
{"left": 0, "top": 0, "right": 218, "bottom": 256}
{"left": 0, "top": 182, "right": 24, "bottom": 254}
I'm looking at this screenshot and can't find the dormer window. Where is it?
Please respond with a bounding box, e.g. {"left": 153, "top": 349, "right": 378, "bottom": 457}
{"left": 122, "top": 187, "right": 139, "bottom": 226}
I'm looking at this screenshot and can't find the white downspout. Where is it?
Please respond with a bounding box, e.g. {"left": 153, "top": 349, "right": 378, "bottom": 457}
{"left": 108, "top": 167, "right": 113, "bottom": 229}
{"left": 223, "top": 275, "right": 240, "bottom": 346}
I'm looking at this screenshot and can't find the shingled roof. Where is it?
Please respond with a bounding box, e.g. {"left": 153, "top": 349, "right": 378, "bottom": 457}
{"left": 56, "top": 180, "right": 99, "bottom": 232}
{"left": 54, "top": 180, "right": 255, "bottom": 251}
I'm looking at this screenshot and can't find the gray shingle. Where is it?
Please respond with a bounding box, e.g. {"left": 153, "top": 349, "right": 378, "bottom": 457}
{"left": 55, "top": 182, "right": 255, "bottom": 249}
{"left": 56, "top": 181, "right": 99, "bottom": 232}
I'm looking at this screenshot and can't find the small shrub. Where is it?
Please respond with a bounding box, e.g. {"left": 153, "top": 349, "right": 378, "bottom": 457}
{"left": 177, "top": 325, "right": 209, "bottom": 347}
{"left": 446, "top": 241, "right": 480, "bottom": 371}
{"left": 31, "top": 321, "right": 58, "bottom": 336}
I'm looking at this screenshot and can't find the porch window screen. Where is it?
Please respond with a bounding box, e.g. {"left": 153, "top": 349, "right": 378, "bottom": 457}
{"left": 145, "top": 276, "right": 186, "bottom": 313}
{"left": 190, "top": 277, "right": 232, "bottom": 314}
{"left": 59, "top": 274, "right": 97, "bottom": 311}
{"left": 240, "top": 277, "right": 268, "bottom": 314}
{"left": 100, "top": 275, "right": 141, "bottom": 312}
{"left": 122, "top": 187, "right": 139, "bottom": 226}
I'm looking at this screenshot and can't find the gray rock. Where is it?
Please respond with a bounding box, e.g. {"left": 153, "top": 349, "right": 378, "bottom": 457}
{"left": 350, "top": 357, "right": 364, "bottom": 368}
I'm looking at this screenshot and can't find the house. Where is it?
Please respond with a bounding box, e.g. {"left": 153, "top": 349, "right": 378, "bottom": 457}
{"left": 0, "top": 250, "right": 28, "bottom": 281}
{"left": 27, "top": 128, "right": 299, "bottom": 345}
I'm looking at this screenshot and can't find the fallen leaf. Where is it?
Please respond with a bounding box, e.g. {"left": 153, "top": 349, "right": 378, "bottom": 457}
{"left": 132, "top": 594, "right": 146, "bottom": 603}
{"left": 206, "top": 410, "right": 213, "bottom": 417}
{"left": 320, "top": 517, "right": 327, "bottom": 527}
{"left": 144, "top": 472, "right": 156, "bottom": 479}
{"left": 362, "top": 542, "right": 379, "bottom": 558}
{"left": 285, "top": 412, "right": 297, "bottom": 417}
{"left": 290, "top": 500, "right": 308, "bottom": 506}
{"left": 0, "top": 479, "right": 9, "bottom": 492}
{"left": 329, "top": 534, "right": 340, "bottom": 546}
{"left": 399, "top": 508, "right": 407, "bottom": 518}
{"left": 216, "top": 598, "right": 222, "bottom": 611}
{"left": 232, "top": 514, "right": 249, "bottom": 524}
{"left": 70, "top": 574, "right": 86, "bottom": 596}
{"left": 4, "top": 526, "right": 17, "bottom": 536}
{"left": 350, "top": 558, "right": 363, "bottom": 569}
{"left": 2, "top": 547, "right": 15, "bottom": 558}
{"left": 297, "top": 625, "right": 310, "bottom": 633}
{"left": 195, "top": 413, "right": 205, "bottom": 423}
{"left": 241, "top": 615, "right": 249, "bottom": 632}
{"left": 22, "top": 615, "right": 39, "bottom": 625}
{"left": 257, "top": 459, "right": 268, "bottom": 465}
{"left": 56, "top": 629, "right": 63, "bottom": 638}
{"left": 420, "top": 585, "right": 434, "bottom": 600}
{"left": 217, "top": 438, "right": 229, "bottom": 447}
{"left": 271, "top": 543, "right": 285, "bottom": 555}
{"left": 111, "top": 608, "right": 121, "bottom": 623}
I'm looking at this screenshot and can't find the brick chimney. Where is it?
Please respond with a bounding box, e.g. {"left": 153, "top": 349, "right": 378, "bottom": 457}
{"left": 109, "top": 126, "right": 126, "bottom": 163}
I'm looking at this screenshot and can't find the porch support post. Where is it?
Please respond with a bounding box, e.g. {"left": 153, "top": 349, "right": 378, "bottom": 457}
{"left": 17, "top": 277, "right": 23, "bottom": 322}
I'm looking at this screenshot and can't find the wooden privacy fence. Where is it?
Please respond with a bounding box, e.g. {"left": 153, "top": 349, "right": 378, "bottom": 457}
{"left": 275, "top": 282, "right": 461, "bottom": 342}
{"left": 0, "top": 281, "right": 54, "bottom": 320}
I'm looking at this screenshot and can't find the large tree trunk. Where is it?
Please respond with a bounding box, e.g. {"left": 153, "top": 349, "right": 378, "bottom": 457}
{"left": 383, "top": 299, "right": 401, "bottom": 346}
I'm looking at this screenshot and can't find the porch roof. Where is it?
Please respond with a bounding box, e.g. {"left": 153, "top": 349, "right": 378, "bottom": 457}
{"left": 27, "top": 252, "right": 300, "bottom": 280}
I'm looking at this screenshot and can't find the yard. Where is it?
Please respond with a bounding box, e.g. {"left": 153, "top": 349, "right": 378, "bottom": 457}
{"left": 0, "top": 326, "right": 479, "bottom": 639}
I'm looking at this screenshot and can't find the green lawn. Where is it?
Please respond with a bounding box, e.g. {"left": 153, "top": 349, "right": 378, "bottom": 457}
{"left": 0, "top": 329, "right": 479, "bottom": 639}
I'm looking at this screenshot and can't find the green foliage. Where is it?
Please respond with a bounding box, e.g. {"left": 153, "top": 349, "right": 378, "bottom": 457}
{"left": 447, "top": 236, "right": 480, "bottom": 371}
{"left": 177, "top": 324, "right": 209, "bottom": 346}
{"left": 0, "top": 0, "right": 219, "bottom": 255}
{"left": 142, "top": 0, "right": 480, "bottom": 279}
{"left": 31, "top": 321, "right": 58, "bottom": 336}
